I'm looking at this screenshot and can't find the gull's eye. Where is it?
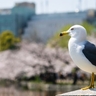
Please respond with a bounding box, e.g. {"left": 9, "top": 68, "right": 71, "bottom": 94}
{"left": 71, "top": 28, "right": 74, "bottom": 30}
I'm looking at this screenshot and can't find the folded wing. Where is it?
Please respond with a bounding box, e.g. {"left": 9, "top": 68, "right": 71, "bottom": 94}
{"left": 82, "top": 41, "right": 96, "bottom": 66}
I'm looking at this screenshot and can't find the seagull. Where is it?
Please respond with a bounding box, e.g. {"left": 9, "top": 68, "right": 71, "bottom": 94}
{"left": 60, "top": 25, "right": 96, "bottom": 90}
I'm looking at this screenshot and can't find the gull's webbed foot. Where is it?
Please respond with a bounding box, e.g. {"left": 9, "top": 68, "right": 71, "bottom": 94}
{"left": 81, "top": 85, "right": 94, "bottom": 90}
{"left": 81, "top": 72, "right": 95, "bottom": 90}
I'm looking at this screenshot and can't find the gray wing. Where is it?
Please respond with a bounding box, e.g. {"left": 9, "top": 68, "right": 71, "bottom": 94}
{"left": 82, "top": 41, "right": 96, "bottom": 66}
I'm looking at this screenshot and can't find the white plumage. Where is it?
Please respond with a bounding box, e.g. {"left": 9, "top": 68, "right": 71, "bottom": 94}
{"left": 60, "top": 25, "right": 96, "bottom": 90}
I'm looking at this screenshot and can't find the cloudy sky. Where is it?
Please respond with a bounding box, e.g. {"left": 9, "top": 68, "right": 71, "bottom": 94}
{"left": 0, "top": 0, "right": 96, "bottom": 14}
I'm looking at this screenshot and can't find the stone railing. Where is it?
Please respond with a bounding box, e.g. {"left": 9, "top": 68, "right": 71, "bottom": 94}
{"left": 56, "top": 88, "right": 96, "bottom": 95}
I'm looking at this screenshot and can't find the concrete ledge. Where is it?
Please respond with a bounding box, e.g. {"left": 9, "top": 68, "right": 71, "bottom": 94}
{"left": 56, "top": 88, "right": 96, "bottom": 95}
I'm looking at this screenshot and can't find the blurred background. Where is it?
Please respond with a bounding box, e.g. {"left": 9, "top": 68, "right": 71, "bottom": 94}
{"left": 0, "top": 0, "right": 96, "bottom": 96}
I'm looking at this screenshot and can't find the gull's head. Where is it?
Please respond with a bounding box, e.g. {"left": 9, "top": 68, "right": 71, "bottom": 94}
{"left": 60, "top": 25, "right": 87, "bottom": 42}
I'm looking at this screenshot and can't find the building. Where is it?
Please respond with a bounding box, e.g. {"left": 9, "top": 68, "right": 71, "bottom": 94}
{"left": 0, "top": 2, "right": 35, "bottom": 37}
{"left": 86, "top": 9, "right": 96, "bottom": 25}
{"left": 12, "top": 2, "right": 35, "bottom": 27}
{"left": 0, "top": 9, "right": 11, "bottom": 15}
{"left": 15, "top": 2, "right": 35, "bottom": 9}
{"left": 23, "top": 11, "right": 88, "bottom": 43}
{"left": 0, "top": 14, "right": 23, "bottom": 36}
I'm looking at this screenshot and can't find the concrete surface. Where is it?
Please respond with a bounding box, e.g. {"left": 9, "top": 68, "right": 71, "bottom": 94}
{"left": 56, "top": 88, "right": 96, "bottom": 95}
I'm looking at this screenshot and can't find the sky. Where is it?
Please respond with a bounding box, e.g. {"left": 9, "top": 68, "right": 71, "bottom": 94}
{"left": 0, "top": 0, "right": 96, "bottom": 14}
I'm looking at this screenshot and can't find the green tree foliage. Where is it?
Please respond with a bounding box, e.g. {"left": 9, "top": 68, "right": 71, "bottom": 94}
{"left": 47, "top": 24, "right": 72, "bottom": 48}
{"left": 48, "top": 22, "right": 95, "bottom": 48}
{"left": 0, "top": 30, "right": 21, "bottom": 51}
{"left": 82, "top": 21, "right": 94, "bottom": 35}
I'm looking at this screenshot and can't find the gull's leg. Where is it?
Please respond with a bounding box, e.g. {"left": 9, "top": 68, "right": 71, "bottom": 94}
{"left": 81, "top": 72, "right": 95, "bottom": 90}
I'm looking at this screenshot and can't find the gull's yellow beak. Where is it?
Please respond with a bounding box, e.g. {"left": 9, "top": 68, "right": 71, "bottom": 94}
{"left": 60, "top": 31, "right": 69, "bottom": 36}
